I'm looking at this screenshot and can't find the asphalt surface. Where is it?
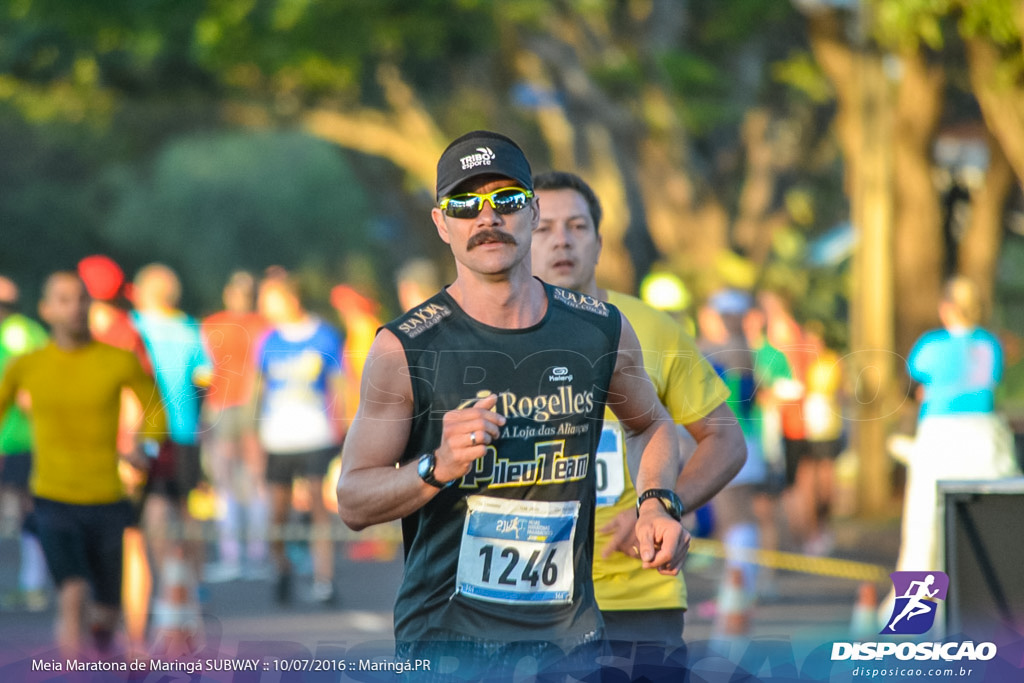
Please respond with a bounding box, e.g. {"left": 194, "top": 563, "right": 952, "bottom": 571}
{"left": 0, "top": 514, "right": 905, "bottom": 669}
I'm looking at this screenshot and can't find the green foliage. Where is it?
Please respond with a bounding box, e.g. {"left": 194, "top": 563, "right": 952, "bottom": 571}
{"left": 871, "top": 0, "right": 954, "bottom": 51}
{"left": 99, "top": 130, "right": 371, "bottom": 311}
{"left": 959, "top": 0, "right": 1019, "bottom": 46}
{"left": 772, "top": 51, "right": 833, "bottom": 104}
{"left": 589, "top": 54, "right": 645, "bottom": 99}
{"left": 684, "top": 0, "right": 794, "bottom": 46}
{"left": 0, "top": 109, "right": 109, "bottom": 305}
{"left": 1, "top": 0, "right": 500, "bottom": 105}
{"left": 871, "top": 0, "right": 1021, "bottom": 51}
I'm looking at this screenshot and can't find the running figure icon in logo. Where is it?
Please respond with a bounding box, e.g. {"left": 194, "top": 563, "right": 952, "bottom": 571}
{"left": 884, "top": 571, "right": 950, "bottom": 635}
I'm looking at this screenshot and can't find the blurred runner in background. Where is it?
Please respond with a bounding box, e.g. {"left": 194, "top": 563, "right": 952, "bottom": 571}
{"left": 201, "top": 271, "right": 269, "bottom": 582}
{"left": 895, "top": 277, "right": 1021, "bottom": 573}
{"left": 395, "top": 257, "right": 442, "bottom": 313}
{"left": 132, "top": 264, "right": 212, "bottom": 598}
{"left": 697, "top": 290, "right": 766, "bottom": 609}
{"left": 0, "top": 272, "right": 166, "bottom": 656}
{"left": 743, "top": 300, "right": 797, "bottom": 596}
{"left": 799, "top": 320, "right": 845, "bottom": 556}
{"left": 256, "top": 269, "right": 345, "bottom": 605}
{"left": 78, "top": 255, "right": 156, "bottom": 652}
{"left": 0, "top": 275, "right": 49, "bottom": 613}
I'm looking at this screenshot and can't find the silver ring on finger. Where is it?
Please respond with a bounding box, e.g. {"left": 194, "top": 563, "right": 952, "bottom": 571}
{"left": 470, "top": 431, "right": 478, "bottom": 446}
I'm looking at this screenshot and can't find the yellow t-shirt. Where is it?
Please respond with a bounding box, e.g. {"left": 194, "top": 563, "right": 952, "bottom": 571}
{"left": 594, "top": 291, "right": 730, "bottom": 611}
{"left": 804, "top": 348, "right": 844, "bottom": 442}
{"left": 0, "top": 341, "right": 166, "bottom": 505}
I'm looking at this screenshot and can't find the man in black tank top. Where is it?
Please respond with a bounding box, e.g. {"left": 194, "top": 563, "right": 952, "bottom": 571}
{"left": 337, "top": 131, "right": 688, "bottom": 679}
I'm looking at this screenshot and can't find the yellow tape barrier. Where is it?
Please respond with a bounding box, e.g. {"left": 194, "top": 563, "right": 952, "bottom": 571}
{"left": 688, "top": 537, "right": 890, "bottom": 583}
{"left": 121, "top": 518, "right": 890, "bottom": 584}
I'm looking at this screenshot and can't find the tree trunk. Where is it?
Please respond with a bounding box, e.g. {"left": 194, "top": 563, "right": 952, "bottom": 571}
{"left": 958, "top": 133, "right": 1012, "bottom": 316}
{"left": 733, "top": 108, "right": 787, "bottom": 266}
{"left": 891, "top": 50, "right": 946, "bottom": 355}
{"left": 964, "top": 37, "right": 1024, "bottom": 314}
{"left": 807, "top": 9, "right": 896, "bottom": 517}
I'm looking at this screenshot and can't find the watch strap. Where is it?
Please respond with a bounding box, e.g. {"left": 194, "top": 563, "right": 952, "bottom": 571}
{"left": 635, "top": 488, "right": 684, "bottom": 521}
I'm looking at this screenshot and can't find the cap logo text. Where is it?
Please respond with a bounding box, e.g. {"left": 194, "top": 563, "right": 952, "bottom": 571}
{"left": 460, "top": 147, "right": 496, "bottom": 170}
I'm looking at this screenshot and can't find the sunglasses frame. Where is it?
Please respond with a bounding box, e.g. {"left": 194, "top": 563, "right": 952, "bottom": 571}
{"left": 439, "top": 187, "right": 534, "bottom": 219}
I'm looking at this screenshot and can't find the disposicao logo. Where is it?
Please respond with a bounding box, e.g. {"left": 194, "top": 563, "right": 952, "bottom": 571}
{"left": 882, "top": 571, "right": 949, "bottom": 635}
{"left": 831, "top": 569, "right": 998, "bottom": 663}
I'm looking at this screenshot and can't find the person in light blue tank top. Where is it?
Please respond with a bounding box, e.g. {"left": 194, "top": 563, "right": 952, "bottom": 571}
{"left": 883, "top": 276, "right": 1021, "bottom": 629}
{"left": 130, "top": 263, "right": 213, "bottom": 593}
{"left": 908, "top": 326, "right": 1002, "bottom": 418}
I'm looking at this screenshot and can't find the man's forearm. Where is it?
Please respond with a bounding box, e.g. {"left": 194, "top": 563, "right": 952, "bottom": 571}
{"left": 632, "top": 419, "right": 683, "bottom": 494}
{"left": 336, "top": 460, "right": 438, "bottom": 530}
{"left": 675, "top": 421, "right": 746, "bottom": 511}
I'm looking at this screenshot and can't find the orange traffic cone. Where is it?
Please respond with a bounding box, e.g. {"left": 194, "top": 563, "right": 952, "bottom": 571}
{"left": 714, "top": 566, "right": 752, "bottom": 638}
{"left": 850, "top": 582, "right": 879, "bottom": 640}
{"left": 150, "top": 546, "right": 201, "bottom": 657}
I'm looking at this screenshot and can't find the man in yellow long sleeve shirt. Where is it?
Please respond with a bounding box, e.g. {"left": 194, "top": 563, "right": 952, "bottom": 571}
{"left": 532, "top": 171, "right": 747, "bottom": 647}
{"left": 0, "top": 272, "right": 167, "bottom": 657}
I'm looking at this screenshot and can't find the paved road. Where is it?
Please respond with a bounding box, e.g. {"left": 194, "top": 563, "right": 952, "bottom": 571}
{"left": 0, "top": 516, "right": 903, "bottom": 669}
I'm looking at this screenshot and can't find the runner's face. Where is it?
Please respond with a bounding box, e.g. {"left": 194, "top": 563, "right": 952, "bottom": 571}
{"left": 432, "top": 176, "right": 537, "bottom": 278}
{"left": 258, "top": 283, "right": 300, "bottom": 324}
{"left": 40, "top": 275, "right": 90, "bottom": 337}
{"left": 531, "top": 188, "right": 601, "bottom": 292}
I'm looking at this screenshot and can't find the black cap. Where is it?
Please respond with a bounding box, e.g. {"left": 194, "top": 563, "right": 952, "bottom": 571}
{"left": 435, "top": 130, "right": 533, "bottom": 201}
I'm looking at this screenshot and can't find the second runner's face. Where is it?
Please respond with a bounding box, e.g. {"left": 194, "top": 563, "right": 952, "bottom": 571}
{"left": 432, "top": 176, "right": 537, "bottom": 278}
{"left": 532, "top": 188, "right": 602, "bottom": 293}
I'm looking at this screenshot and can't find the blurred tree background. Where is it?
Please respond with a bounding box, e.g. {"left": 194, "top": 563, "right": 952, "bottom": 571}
{"left": 4, "top": 0, "right": 1024, "bottom": 509}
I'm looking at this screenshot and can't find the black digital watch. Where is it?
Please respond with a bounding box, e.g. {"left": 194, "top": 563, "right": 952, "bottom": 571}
{"left": 635, "top": 488, "right": 685, "bottom": 522}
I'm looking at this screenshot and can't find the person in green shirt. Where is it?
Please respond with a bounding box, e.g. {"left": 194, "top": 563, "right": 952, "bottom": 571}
{"left": 0, "top": 275, "right": 50, "bottom": 612}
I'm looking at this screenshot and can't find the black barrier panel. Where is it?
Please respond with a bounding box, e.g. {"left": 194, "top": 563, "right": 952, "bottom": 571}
{"left": 942, "top": 479, "right": 1024, "bottom": 640}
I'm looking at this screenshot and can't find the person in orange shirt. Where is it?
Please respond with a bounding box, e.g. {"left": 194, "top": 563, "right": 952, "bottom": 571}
{"left": 201, "top": 271, "right": 270, "bottom": 581}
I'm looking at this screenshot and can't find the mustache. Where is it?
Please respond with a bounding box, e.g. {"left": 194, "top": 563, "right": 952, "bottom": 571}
{"left": 467, "top": 229, "right": 518, "bottom": 251}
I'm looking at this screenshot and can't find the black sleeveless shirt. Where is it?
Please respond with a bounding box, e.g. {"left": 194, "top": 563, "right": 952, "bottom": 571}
{"left": 383, "top": 280, "right": 621, "bottom": 644}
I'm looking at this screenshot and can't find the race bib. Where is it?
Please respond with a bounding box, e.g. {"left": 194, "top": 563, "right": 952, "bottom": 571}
{"left": 456, "top": 496, "right": 579, "bottom": 605}
{"left": 595, "top": 423, "right": 626, "bottom": 507}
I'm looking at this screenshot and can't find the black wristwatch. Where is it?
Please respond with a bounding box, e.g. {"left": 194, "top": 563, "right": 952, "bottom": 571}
{"left": 636, "top": 488, "right": 685, "bottom": 522}
{"left": 417, "top": 452, "right": 448, "bottom": 489}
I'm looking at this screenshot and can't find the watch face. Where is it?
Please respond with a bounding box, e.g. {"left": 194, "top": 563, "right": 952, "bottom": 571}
{"left": 418, "top": 453, "right": 434, "bottom": 478}
{"left": 660, "top": 494, "right": 683, "bottom": 519}
{"left": 637, "top": 489, "right": 682, "bottom": 521}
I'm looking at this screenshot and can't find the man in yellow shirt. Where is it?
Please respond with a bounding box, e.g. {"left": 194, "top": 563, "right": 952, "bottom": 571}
{"left": 531, "top": 171, "right": 746, "bottom": 647}
{"left": 0, "top": 272, "right": 167, "bottom": 657}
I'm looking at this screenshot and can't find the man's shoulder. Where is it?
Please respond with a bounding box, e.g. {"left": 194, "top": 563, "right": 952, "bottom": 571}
{"left": 2, "top": 343, "right": 46, "bottom": 374}
{"left": 605, "top": 290, "right": 680, "bottom": 329}
{"left": 605, "top": 289, "right": 698, "bottom": 350}
{"left": 134, "top": 309, "right": 200, "bottom": 335}
{"left": 548, "top": 283, "right": 615, "bottom": 319}
{"left": 385, "top": 291, "right": 456, "bottom": 341}
{"left": 970, "top": 327, "right": 1001, "bottom": 347}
